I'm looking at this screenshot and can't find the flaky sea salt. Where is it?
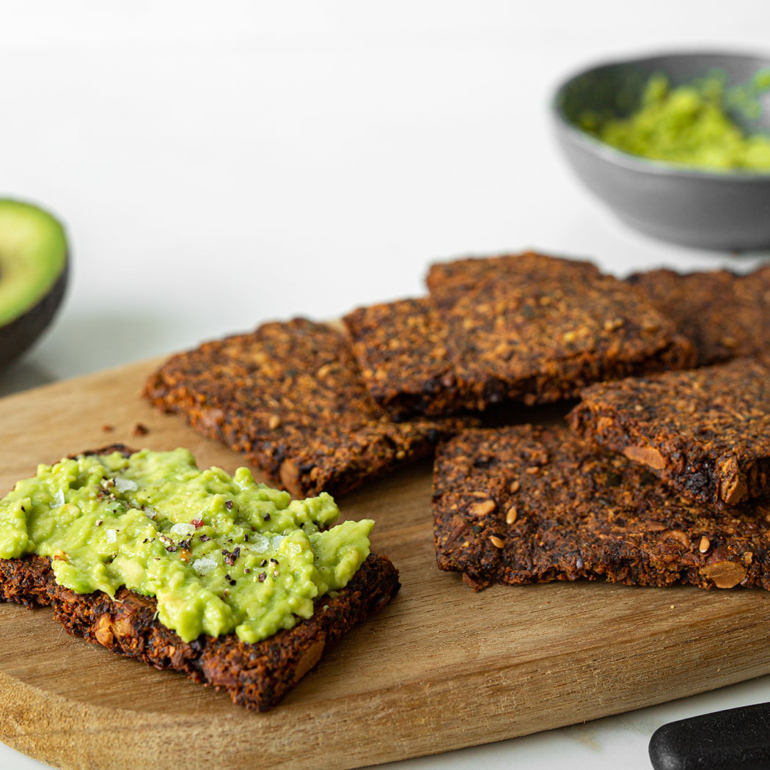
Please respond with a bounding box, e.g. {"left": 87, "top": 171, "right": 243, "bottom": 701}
{"left": 50, "top": 490, "right": 65, "bottom": 509}
{"left": 115, "top": 478, "right": 139, "bottom": 493}
{"left": 170, "top": 522, "right": 196, "bottom": 537}
{"left": 192, "top": 557, "right": 217, "bottom": 576}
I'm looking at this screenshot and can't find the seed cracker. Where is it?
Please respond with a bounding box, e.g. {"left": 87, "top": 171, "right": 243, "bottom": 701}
{"left": 427, "top": 253, "right": 696, "bottom": 409}
{"left": 569, "top": 359, "right": 770, "bottom": 507}
{"left": 628, "top": 265, "right": 770, "bottom": 366}
{"left": 0, "top": 552, "right": 400, "bottom": 711}
{"left": 0, "top": 444, "right": 402, "bottom": 711}
{"left": 343, "top": 298, "right": 470, "bottom": 420}
{"left": 144, "top": 318, "right": 471, "bottom": 498}
{"left": 433, "top": 424, "right": 769, "bottom": 591}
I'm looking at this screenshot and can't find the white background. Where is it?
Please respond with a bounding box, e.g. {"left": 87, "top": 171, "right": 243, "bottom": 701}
{"left": 1, "top": 2, "right": 770, "bottom": 768}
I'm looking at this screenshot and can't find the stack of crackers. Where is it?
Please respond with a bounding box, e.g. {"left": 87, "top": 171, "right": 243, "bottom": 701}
{"left": 435, "top": 359, "right": 770, "bottom": 592}
{"left": 146, "top": 252, "right": 770, "bottom": 595}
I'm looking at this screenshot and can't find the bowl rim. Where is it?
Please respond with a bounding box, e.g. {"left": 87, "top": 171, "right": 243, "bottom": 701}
{"left": 551, "top": 48, "right": 770, "bottom": 182}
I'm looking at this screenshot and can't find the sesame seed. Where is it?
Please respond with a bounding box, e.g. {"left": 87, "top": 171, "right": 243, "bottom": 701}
{"left": 506, "top": 507, "right": 518, "bottom": 525}
{"left": 699, "top": 536, "right": 710, "bottom": 553}
{"left": 489, "top": 535, "right": 505, "bottom": 549}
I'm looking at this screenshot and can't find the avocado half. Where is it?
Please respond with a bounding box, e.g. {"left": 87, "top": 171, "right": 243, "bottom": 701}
{"left": 0, "top": 199, "right": 68, "bottom": 370}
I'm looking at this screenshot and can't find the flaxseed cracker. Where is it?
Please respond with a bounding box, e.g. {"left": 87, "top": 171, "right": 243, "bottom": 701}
{"left": 0, "top": 552, "right": 399, "bottom": 711}
{"left": 343, "top": 298, "right": 470, "bottom": 420}
{"left": 426, "top": 253, "right": 696, "bottom": 409}
{"left": 569, "top": 359, "right": 770, "bottom": 507}
{"left": 433, "top": 424, "right": 769, "bottom": 591}
{"left": 628, "top": 265, "right": 770, "bottom": 367}
{"left": 144, "top": 318, "right": 471, "bottom": 498}
{"left": 0, "top": 444, "right": 402, "bottom": 711}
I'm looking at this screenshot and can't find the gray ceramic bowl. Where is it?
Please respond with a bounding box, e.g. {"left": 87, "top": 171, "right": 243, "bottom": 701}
{"left": 553, "top": 52, "right": 770, "bottom": 251}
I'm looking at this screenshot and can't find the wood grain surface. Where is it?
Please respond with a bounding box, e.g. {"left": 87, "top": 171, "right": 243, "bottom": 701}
{"left": 1, "top": 359, "right": 770, "bottom": 770}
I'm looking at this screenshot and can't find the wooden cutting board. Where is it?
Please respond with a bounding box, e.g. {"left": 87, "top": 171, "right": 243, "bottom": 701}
{"left": 1, "top": 359, "right": 770, "bottom": 770}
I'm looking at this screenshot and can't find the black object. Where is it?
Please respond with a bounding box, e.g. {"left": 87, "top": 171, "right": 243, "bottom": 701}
{"left": 649, "top": 702, "right": 770, "bottom": 769}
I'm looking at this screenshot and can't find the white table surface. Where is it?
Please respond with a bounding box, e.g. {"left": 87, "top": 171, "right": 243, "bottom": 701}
{"left": 1, "top": 2, "right": 770, "bottom": 768}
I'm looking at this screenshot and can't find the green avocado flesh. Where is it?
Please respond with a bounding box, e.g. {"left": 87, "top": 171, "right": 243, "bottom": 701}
{"left": 0, "top": 448, "right": 373, "bottom": 644}
{"left": 579, "top": 71, "right": 770, "bottom": 171}
{"left": 0, "top": 199, "right": 67, "bottom": 327}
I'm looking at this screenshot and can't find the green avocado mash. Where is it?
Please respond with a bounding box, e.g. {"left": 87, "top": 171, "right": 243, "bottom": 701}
{"left": 579, "top": 71, "right": 770, "bottom": 171}
{"left": 0, "top": 448, "right": 373, "bottom": 644}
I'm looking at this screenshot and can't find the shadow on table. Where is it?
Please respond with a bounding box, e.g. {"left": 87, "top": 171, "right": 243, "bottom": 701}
{"left": 0, "top": 308, "right": 202, "bottom": 400}
{"left": 0, "top": 360, "right": 57, "bottom": 398}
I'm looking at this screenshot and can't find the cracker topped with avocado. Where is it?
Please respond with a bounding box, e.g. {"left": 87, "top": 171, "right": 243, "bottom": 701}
{"left": 0, "top": 445, "right": 400, "bottom": 710}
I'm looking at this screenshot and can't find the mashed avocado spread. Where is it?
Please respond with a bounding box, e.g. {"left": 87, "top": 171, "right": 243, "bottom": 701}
{"left": 579, "top": 71, "right": 770, "bottom": 171}
{"left": 0, "top": 448, "right": 373, "bottom": 644}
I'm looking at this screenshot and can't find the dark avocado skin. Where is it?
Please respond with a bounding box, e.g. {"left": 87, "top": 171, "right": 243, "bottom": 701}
{"left": 0, "top": 256, "right": 68, "bottom": 369}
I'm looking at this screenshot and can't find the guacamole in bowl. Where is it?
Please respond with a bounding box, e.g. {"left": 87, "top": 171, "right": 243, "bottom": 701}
{"left": 552, "top": 51, "right": 770, "bottom": 250}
